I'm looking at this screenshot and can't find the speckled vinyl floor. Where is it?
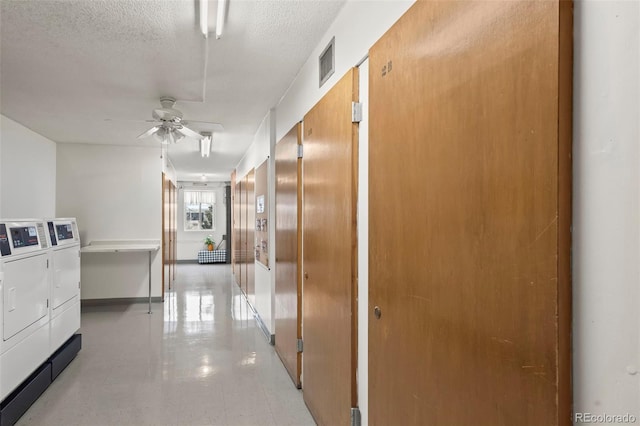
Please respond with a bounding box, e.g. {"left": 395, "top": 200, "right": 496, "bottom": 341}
{"left": 17, "top": 264, "right": 315, "bottom": 426}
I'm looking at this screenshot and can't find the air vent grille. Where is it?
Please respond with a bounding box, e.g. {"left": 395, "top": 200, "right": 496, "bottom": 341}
{"left": 37, "top": 223, "right": 48, "bottom": 249}
{"left": 319, "top": 37, "right": 335, "bottom": 88}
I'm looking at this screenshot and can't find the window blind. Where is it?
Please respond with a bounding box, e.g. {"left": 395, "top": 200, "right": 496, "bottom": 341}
{"left": 184, "top": 191, "right": 216, "bottom": 205}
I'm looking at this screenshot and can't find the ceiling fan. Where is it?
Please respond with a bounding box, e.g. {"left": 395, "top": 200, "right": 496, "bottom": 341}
{"left": 137, "top": 97, "right": 223, "bottom": 144}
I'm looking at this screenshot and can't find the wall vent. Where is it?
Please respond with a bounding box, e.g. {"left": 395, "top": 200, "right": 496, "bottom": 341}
{"left": 319, "top": 37, "right": 335, "bottom": 88}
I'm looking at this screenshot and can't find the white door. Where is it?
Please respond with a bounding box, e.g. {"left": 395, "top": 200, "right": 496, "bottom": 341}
{"left": 3, "top": 253, "right": 49, "bottom": 341}
{"left": 52, "top": 246, "right": 80, "bottom": 311}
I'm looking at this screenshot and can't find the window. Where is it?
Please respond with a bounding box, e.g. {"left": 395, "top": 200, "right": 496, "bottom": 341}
{"left": 184, "top": 191, "right": 215, "bottom": 231}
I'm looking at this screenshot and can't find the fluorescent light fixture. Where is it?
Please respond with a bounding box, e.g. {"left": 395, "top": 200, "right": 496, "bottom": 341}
{"left": 200, "top": 133, "right": 212, "bottom": 157}
{"left": 199, "top": 0, "right": 209, "bottom": 38}
{"left": 216, "top": 0, "right": 226, "bottom": 39}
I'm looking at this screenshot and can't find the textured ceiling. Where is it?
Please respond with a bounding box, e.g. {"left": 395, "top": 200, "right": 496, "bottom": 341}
{"left": 0, "top": 0, "right": 345, "bottom": 181}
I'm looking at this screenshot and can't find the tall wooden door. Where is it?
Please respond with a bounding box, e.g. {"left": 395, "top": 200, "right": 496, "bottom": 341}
{"left": 275, "top": 123, "right": 302, "bottom": 387}
{"left": 368, "top": 1, "right": 572, "bottom": 425}
{"left": 162, "top": 173, "right": 170, "bottom": 297}
{"left": 302, "top": 68, "right": 359, "bottom": 425}
{"left": 231, "top": 171, "right": 237, "bottom": 278}
{"left": 245, "top": 169, "right": 256, "bottom": 306}
{"left": 170, "top": 181, "right": 177, "bottom": 288}
{"left": 239, "top": 179, "right": 246, "bottom": 293}
{"left": 162, "top": 175, "right": 177, "bottom": 297}
{"left": 234, "top": 180, "right": 242, "bottom": 287}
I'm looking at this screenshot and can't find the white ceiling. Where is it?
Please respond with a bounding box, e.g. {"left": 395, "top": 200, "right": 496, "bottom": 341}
{"left": 0, "top": 0, "right": 345, "bottom": 181}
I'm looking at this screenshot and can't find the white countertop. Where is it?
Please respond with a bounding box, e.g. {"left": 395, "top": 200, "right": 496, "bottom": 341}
{"left": 81, "top": 240, "right": 160, "bottom": 253}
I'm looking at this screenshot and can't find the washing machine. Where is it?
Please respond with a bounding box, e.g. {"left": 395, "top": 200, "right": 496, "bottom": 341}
{"left": 0, "top": 219, "right": 51, "bottom": 401}
{"left": 44, "top": 218, "right": 81, "bottom": 357}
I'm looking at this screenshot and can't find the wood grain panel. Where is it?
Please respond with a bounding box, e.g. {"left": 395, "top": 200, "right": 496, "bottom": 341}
{"left": 170, "top": 180, "right": 176, "bottom": 289}
{"left": 275, "top": 123, "right": 302, "bottom": 387}
{"left": 235, "top": 180, "right": 242, "bottom": 287}
{"left": 162, "top": 174, "right": 177, "bottom": 297}
{"left": 303, "top": 68, "right": 358, "bottom": 426}
{"left": 557, "top": 2, "right": 573, "bottom": 422}
{"left": 162, "top": 173, "right": 169, "bottom": 297}
{"left": 368, "top": 1, "right": 572, "bottom": 425}
{"left": 246, "top": 169, "right": 256, "bottom": 306}
{"left": 240, "top": 179, "right": 246, "bottom": 294}
{"left": 231, "top": 170, "right": 237, "bottom": 279}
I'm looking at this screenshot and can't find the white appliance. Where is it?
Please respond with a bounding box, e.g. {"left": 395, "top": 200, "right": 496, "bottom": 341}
{"left": 0, "top": 219, "right": 51, "bottom": 401}
{"left": 44, "top": 218, "right": 81, "bottom": 354}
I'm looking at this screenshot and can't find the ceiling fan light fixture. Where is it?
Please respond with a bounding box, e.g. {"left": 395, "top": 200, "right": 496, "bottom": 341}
{"left": 153, "top": 127, "right": 168, "bottom": 144}
{"left": 152, "top": 127, "right": 184, "bottom": 144}
{"left": 168, "top": 131, "right": 177, "bottom": 145}
{"left": 200, "top": 133, "right": 212, "bottom": 157}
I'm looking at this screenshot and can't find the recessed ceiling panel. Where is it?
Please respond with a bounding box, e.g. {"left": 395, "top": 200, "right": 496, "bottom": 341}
{"left": 1, "top": 0, "right": 346, "bottom": 180}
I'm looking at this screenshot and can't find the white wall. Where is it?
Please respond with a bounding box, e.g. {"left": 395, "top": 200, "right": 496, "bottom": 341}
{"left": 236, "top": 113, "right": 271, "bottom": 179}
{"left": 357, "top": 58, "right": 370, "bottom": 426}
{"left": 177, "top": 182, "right": 228, "bottom": 261}
{"left": 276, "top": 0, "right": 414, "bottom": 142}
{"left": 163, "top": 155, "right": 177, "bottom": 185}
{"left": 56, "top": 143, "right": 162, "bottom": 300}
{"left": 573, "top": 0, "right": 640, "bottom": 421}
{"left": 0, "top": 115, "right": 57, "bottom": 218}
{"left": 236, "top": 111, "right": 276, "bottom": 335}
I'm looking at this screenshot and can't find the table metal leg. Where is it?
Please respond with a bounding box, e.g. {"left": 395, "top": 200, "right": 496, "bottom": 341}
{"left": 148, "top": 251, "right": 152, "bottom": 314}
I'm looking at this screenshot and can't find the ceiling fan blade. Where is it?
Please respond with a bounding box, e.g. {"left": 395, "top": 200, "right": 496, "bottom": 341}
{"left": 137, "top": 126, "right": 160, "bottom": 139}
{"left": 176, "top": 124, "right": 203, "bottom": 140}
{"left": 185, "top": 121, "right": 224, "bottom": 131}
{"left": 106, "top": 118, "right": 157, "bottom": 123}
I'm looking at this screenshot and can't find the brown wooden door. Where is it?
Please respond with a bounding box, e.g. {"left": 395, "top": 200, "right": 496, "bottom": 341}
{"left": 169, "top": 181, "right": 176, "bottom": 290}
{"left": 231, "top": 171, "right": 237, "bottom": 278}
{"left": 368, "top": 1, "right": 572, "bottom": 425}
{"left": 162, "top": 175, "right": 177, "bottom": 297}
{"left": 234, "top": 180, "right": 242, "bottom": 287}
{"left": 172, "top": 180, "right": 177, "bottom": 286}
{"left": 162, "top": 173, "right": 170, "bottom": 297}
{"left": 302, "top": 68, "right": 359, "bottom": 425}
{"left": 240, "top": 179, "right": 246, "bottom": 294}
{"left": 245, "top": 169, "right": 256, "bottom": 306}
{"left": 275, "top": 123, "right": 302, "bottom": 388}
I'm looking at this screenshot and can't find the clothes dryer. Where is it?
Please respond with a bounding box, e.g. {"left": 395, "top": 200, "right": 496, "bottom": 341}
{"left": 44, "top": 218, "right": 81, "bottom": 354}
{"left": 0, "top": 219, "right": 50, "bottom": 400}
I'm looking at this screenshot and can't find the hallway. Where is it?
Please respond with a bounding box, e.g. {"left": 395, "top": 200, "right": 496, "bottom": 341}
{"left": 17, "top": 264, "right": 315, "bottom": 426}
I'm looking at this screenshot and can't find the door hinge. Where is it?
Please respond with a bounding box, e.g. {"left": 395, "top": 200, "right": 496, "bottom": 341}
{"left": 46, "top": 259, "right": 49, "bottom": 268}
{"left": 296, "top": 338, "right": 303, "bottom": 353}
{"left": 351, "top": 407, "right": 361, "bottom": 426}
{"left": 297, "top": 144, "right": 304, "bottom": 159}
{"left": 47, "top": 299, "right": 49, "bottom": 308}
{"left": 352, "top": 102, "right": 363, "bottom": 123}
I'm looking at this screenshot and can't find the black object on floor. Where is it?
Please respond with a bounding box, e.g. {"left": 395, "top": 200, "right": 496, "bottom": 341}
{"left": 0, "top": 334, "right": 82, "bottom": 426}
{"left": 0, "top": 363, "right": 52, "bottom": 426}
{"left": 51, "top": 334, "right": 82, "bottom": 380}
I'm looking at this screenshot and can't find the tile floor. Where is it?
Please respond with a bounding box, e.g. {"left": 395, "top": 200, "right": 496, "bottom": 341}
{"left": 17, "top": 264, "right": 315, "bottom": 426}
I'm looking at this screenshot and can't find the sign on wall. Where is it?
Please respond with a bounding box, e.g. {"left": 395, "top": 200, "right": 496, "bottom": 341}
{"left": 255, "top": 160, "right": 269, "bottom": 267}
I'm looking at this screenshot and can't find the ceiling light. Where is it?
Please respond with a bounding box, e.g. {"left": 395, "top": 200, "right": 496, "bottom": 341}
{"left": 153, "top": 127, "right": 184, "bottom": 145}
{"left": 199, "top": 0, "right": 209, "bottom": 38}
{"left": 216, "top": 0, "right": 227, "bottom": 39}
{"left": 200, "top": 133, "right": 212, "bottom": 157}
